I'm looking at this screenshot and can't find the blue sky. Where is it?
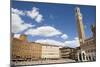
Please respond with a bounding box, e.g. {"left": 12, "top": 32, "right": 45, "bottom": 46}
{"left": 11, "top": 1, "right": 96, "bottom": 48}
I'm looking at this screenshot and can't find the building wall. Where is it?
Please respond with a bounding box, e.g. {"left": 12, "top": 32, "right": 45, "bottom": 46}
{"left": 30, "top": 42, "right": 42, "bottom": 60}
{"left": 81, "top": 38, "right": 96, "bottom": 61}
{"left": 41, "top": 46, "right": 60, "bottom": 59}
{"left": 77, "top": 38, "right": 96, "bottom": 62}
{"left": 11, "top": 38, "right": 30, "bottom": 60}
{"left": 11, "top": 38, "right": 61, "bottom": 61}
{"left": 60, "top": 47, "right": 76, "bottom": 59}
{"left": 11, "top": 38, "right": 42, "bottom": 61}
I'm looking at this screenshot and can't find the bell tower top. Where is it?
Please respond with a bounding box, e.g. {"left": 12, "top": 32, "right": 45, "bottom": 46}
{"left": 75, "top": 7, "right": 82, "bottom": 20}
{"left": 75, "top": 7, "right": 80, "bottom": 13}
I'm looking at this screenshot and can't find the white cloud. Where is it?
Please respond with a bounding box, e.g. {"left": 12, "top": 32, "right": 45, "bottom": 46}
{"left": 64, "top": 37, "right": 80, "bottom": 48}
{"left": 11, "top": 8, "right": 36, "bottom": 33}
{"left": 12, "top": 7, "right": 44, "bottom": 23}
{"left": 26, "top": 7, "right": 43, "bottom": 23}
{"left": 13, "top": 34, "right": 21, "bottom": 39}
{"left": 12, "top": 8, "right": 25, "bottom": 15}
{"left": 61, "top": 34, "right": 68, "bottom": 40}
{"left": 35, "top": 37, "right": 80, "bottom": 48}
{"left": 35, "top": 39, "right": 65, "bottom": 47}
{"left": 27, "top": 7, "right": 39, "bottom": 19}
{"left": 12, "top": 13, "right": 33, "bottom": 33}
{"left": 25, "top": 26, "right": 62, "bottom": 37}
{"left": 35, "top": 14, "right": 43, "bottom": 22}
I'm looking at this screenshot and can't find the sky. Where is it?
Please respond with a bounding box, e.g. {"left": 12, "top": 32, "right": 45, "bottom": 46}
{"left": 11, "top": 1, "right": 96, "bottom": 48}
